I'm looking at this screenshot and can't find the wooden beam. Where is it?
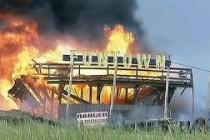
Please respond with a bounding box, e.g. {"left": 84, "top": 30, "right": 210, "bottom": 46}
{"left": 117, "top": 88, "right": 120, "bottom": 99}
{"left": 97, "top": 84, "right": 103, "bottom": 104}
{"left": 80, "top": 87, "right": 83, "bottom": 99}
{"left": 61, "top": 89, "right": 89, "bottom": 104}
{"left": 125, "top": 88, "right": 128, "bottom": 102}
{"left": 89, "top": 85, "right": 92, "bottom": 104}
{"left": 132, "top": 86, "right": 139, "bottom": 103}
{"left": 58, "top": 84, "right": 65, "bottom": 104}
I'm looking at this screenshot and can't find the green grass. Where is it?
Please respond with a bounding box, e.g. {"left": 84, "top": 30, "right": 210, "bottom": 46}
{"left": 0, "top": 120, "right": 210, "bottom": 140}
{"left": 0, "top": 110, "right": 209, "bottom": 140}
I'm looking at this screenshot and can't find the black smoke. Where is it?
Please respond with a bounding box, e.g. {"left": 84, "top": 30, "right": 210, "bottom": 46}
{"left": 0, "top": 0, "right": 147, "bottom": 49}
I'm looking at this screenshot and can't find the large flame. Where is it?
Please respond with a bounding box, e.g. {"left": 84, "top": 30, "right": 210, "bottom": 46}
{"left": 0, "top": 15, "right": 39, "bottom": 110}
{"left": 0, "top": 15, "right": 66, "bottom": 111}
{"left": 70, "top": 25, "right": 135, "bottom": 104}
{"left": 0, "top": 13, "right": 137, "bottom": 111}
{"left": 105, "top": 25, "right": 134, "bottom": 54}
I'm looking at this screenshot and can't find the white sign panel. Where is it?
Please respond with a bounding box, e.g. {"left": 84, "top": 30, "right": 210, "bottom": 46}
{"left": 77, "top": 111, "right": 108, "bottom": 126}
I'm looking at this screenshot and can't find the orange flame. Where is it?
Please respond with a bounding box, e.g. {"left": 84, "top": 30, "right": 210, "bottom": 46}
{"left": 70, "top": 25, "right": 136, "bottom": 104}
{"left": 0, "top": 13, "right": 139, "bottom": 111}
{"left": 0, "top": 15, "right": 65, "bottom": 111}
{"left": 106, "top": 25, "right": 134, "bottom": 54}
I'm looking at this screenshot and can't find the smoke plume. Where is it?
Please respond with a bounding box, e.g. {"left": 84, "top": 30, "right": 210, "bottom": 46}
{"left": 0, "top": 0, "right": 150, "bottom": 111}
{"left": 0, "top": 0, "right": 146, "bottom": 45}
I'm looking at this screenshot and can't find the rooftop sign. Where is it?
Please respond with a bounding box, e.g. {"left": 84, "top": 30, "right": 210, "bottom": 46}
{"left": 63, "top": 50, "right": 171, "bottom": 69}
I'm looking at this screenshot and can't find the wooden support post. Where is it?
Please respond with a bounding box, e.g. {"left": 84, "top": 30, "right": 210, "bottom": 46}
{"left": 164, "top": 67, "right": 170, "bottom": 118}
{"left": 97, "top": 86, "right": 100, "bottom": 104}
{"left": 117, "top": 88, "right": 120, "bottom": 99}
{"left": 136, "top": 66, "right": 138, "bottom": 79}
{"left": 109, "top": 66, "right": 117, "bottom": 119}
{"left": 80, "top": 87, "right": 84, "bottom": 99}
{"left": 66, "top": 64, "right": 73, "bottom": 120}
{"left": 58, "top": 85, "right": 62, "bottom": 104}
{"left": 79, "top": 65, "right": 81, "bottom": 77}
{"left": 89, "top": 85, "right": 92, "bottom": 103}
{"left": 168, "top": 87, "right": 176, "bottom": 103}
{"left": 97, "top": 84, "right": 103, "bottom": 104}
{"left": 125, "top": 88, "right": 128, "bottom": 102}
{"left": 39, "top": 64, "right": 42, "bottom": 74}
{"left": 48, "top": 65, "right": 50, "bottom": 78}
{"left": 97, "top": 85, "right": 99, "bottom": 103}
{"left": 133, "top": 86, "right": 139, "bottom": 103}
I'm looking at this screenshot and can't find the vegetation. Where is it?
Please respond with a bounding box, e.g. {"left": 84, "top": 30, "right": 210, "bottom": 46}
{"left": 0, "top": 111, "right": 210, "bottom": 140}
{"left": 0, "top": 121, "right": 210, "bottom": 140}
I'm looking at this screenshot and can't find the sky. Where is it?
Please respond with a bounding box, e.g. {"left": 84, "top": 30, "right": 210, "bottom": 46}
{"left": 136, "top": 0, "right": 210, "bottom": 119}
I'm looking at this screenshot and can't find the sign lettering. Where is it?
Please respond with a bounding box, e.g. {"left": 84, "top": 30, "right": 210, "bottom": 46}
{"left": 63, "top": 51, "right": 171, "bottom": 69}
{"left": 77, "top": 111, "right": 108, "bottom": 126}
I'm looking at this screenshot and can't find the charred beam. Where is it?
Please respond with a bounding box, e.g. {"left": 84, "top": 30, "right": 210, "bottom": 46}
{"left": 180, "top": 87, "right": 187, "bottom": 95}
{"left": 61, "top": 89, "right": 89, "bottom": 104}
{"left": 125, "top": 88, "right": 128, "bottom": 102}
{"left": 89, "top": 85, "right": 92, "bottom": 104}
{"left": 97, "top": 84, "right": 103, "bottom": 103}
{"left": 8, "top": 79, "right": 40, "bottom": 108}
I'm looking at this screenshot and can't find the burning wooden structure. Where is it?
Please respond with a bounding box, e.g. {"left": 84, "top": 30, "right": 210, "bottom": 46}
{"left": 8, "top": 51, "right": 194, "bottom": 124}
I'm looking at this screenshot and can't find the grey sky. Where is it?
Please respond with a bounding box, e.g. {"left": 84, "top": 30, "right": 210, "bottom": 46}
{"left": 136, "top": 0, "right": 210, "bottom": 119}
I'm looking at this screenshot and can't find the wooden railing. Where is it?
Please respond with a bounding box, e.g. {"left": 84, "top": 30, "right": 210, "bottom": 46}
{"left": 33, "top": 63, "right": 193, "bottom": 87}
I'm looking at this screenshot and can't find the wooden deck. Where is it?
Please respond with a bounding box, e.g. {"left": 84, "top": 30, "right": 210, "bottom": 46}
{"left": 33, "top": 63, "right": 193, "bottom": 88}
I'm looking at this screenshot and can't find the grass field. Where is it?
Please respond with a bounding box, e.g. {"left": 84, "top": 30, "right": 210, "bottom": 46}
{"left": 0, "top": 120, "right": 210, "bottom": 140}
{"left": 0, "top": 110, "right": 210, "bottom": 140}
